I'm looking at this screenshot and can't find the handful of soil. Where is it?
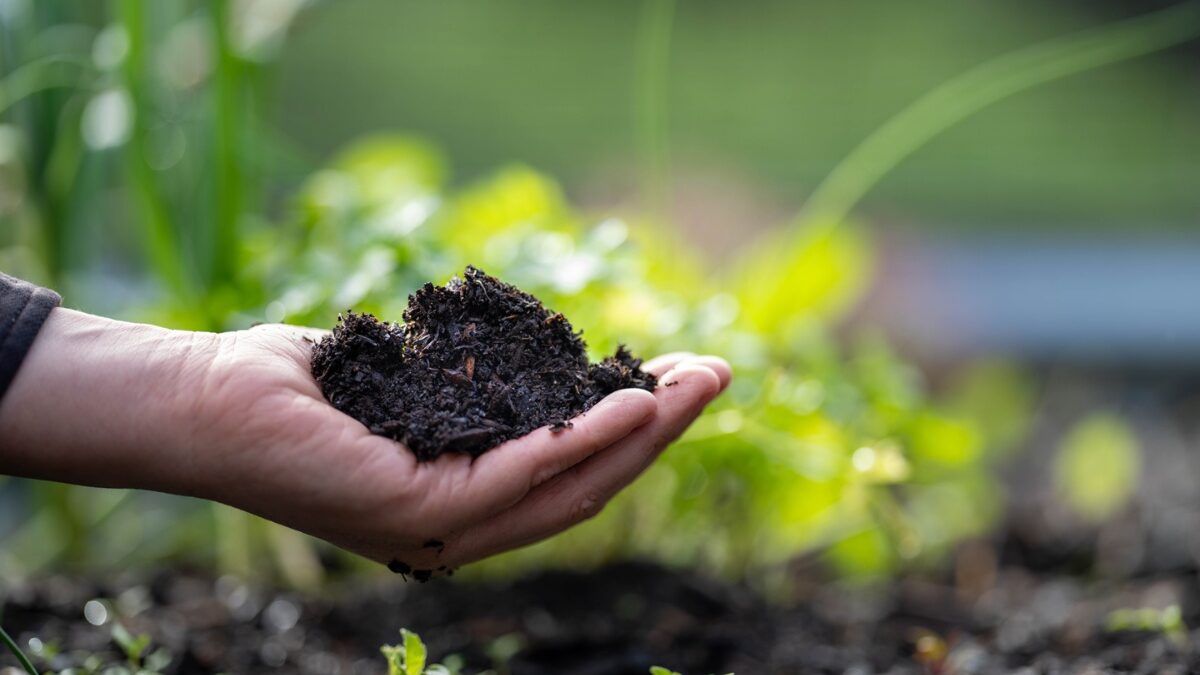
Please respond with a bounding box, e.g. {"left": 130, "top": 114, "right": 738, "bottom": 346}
{"left": 311, "top": 266, "right": 657, "bottom": 460}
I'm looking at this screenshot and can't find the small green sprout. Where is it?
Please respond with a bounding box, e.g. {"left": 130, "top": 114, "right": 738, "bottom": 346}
{"left": 484, "top": 633, "right": 522, "bottom": 673}
{"left": 1106, "top": 604, "right": 1187, "bottom": 646}
{"left": 110, "top": 623, "right": 150, "bottom": 669}
{"left": 649, "top": 668, "right": 733, "bottom": 675}
{"left": 381, "top": 629, "right": 461, "bottom": 675}
{"left": 79, "top": 653, "right": 103, "bottom": 674}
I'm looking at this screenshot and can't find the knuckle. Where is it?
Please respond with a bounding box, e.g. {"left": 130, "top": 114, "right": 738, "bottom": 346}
{"left": 530, "top": 462, "right": 561, "bottom": 489}
{"left": 570, "top": 490, "right": 608, "bottom": 524}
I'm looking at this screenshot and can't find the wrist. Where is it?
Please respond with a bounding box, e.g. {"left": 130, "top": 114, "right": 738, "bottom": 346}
{"left": 0, "top": 308, "right": 220, "bottom": 493}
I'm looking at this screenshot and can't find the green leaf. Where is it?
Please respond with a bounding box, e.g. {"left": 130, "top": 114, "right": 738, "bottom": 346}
{"left": 111, "top": 623, "right": 150, "bottom": 666}
{"left": 944, "top": 359, "right": 1034, "bottom": 455}
{"left": 1053, "top": 412, "right": 1140, "bottom": 522}
{"left": 144, "top": 647, "right": 173, "bottom": 673}
{"left": 380, "top": 643, "right": 404, "bottom": 675}
{"left": 850, "top": 443, "right": 911, "bottom": 484}
{"left": 650, "top": 668, "right": 681, "bottom": 675}
{"left": 908, "top": 412, "right": 981, "bottom": 467}
{"left": 401, "top": 629, "right": 427, "bottom": 675}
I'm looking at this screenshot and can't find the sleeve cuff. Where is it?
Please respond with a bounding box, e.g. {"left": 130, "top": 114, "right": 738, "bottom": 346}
{"left": 0, "top": 272, "right": 63, "bottom": 402}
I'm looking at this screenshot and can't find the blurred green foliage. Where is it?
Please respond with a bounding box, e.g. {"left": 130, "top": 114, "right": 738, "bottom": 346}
{"left": 1054, "top": 412, "right": 1141, "bottom": 523}
{"left": 279, "top": 0, "right": 1200, "bottom": 231}
{"left": 243, "top": 136, "right": 1011, "bottom": 581}
{"left": 1, "top": 0, "right": 1183, "bottom": 586}
{"left": 1106, "top": 604, "right": 1187, "bottom": 647}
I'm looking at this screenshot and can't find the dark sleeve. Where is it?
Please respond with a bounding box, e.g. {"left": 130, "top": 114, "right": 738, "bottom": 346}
{"left": 0, "top": 272, "right": 62, "bottom": 402}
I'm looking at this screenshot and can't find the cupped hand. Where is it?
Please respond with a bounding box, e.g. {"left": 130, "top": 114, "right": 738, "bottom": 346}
{"left": 189, "top": 324, "right": 731, "bottom": 574}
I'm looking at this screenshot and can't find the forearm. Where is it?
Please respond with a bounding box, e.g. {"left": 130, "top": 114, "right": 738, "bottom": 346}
{"left": 0, "top": 308, "right": 218, "bottom": 494}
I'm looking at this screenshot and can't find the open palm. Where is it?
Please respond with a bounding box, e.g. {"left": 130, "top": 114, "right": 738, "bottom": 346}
{"left": 192, "top": 323, "right": 730, "bottom": 575}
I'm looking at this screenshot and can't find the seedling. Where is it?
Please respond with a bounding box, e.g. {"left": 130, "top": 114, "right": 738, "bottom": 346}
{"left": 1106, "top": 605, "right": 1187, "bottom": 647}
{"left": 110, "top": 624, "right": 149, "bottom": 669}
{"left": 381, "top": 629, "right": 461, "bottom": 675}
{"left": 484, "top": 633, "right": 522, "bottom": 674}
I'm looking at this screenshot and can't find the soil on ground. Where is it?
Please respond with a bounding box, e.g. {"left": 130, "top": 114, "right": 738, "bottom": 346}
{"left": 4, "top": 555, "right": 1197, "bottom": 675}
{"left": 310, "top": 266, "right": 656, "bottom": 460}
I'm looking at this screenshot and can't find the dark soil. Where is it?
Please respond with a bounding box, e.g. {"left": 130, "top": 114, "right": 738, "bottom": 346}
{"left": 4, "top": 557, "right": 1197, "bottom": 675}
{"left": 311, "top": 266, "right": 656, "bottom": 460}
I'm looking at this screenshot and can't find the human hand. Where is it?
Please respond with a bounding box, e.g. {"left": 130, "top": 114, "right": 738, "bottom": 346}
{"left": 194, "top": 324, "right": 730, "bottom": 575}
{"left": 0, "top": 310, "right": 731, "bottom": 574}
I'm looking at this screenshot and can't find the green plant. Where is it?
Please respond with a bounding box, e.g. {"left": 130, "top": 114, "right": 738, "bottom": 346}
{"left": 379, "top": 628, "right": 738, "bottom": 675}
{"left": 110, "top": 624, "right": 147, "bottom": 668}
{"left": 0, "top": 623, "right": 39, "bottom": 675}
{"left": 246, "top": 139, "right": 1011, "bottom": 580}
{"left": 0, "top": 621, "right": 170, "bottom": 675}
{"left": 236, "top": 0, "right": 1198, "bottom": 581}
{"left": 0, "top": 0, "right": 318, "bottom": 584}
{"left": 2, "top": 1, "right": 1195, "bottom": 585}
{"left": 1054, "top": 412, "right": 1140, "bottom": 522}
{"left": 381, "top": 630, "right": 462, "bottom": 675}
{"left": 1106, "top": 605, "right": 1188, "bottom": 647}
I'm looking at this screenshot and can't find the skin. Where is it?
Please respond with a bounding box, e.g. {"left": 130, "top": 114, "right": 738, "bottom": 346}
{"left": 0, "top": 308, "right": 730, "bottom": 574}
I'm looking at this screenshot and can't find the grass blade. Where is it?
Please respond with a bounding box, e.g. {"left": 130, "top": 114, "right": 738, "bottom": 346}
{"left": 797, "top": 1, "right": 1200, "bottom": 234}
{"left": 634, "top": 0, "right": 676, "bottom": 221}
{"left": 119, "top": 0, "right": 189, "bottom": 298}
{"left": 211, "top": 0, "right": 244, "bottom": 292}
{"left": 0, "top": 624, "right": 39, "bottom": 675}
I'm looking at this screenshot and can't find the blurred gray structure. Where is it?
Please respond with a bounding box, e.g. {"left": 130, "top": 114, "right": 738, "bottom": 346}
{"left": 862, "top": 233, "right": 1200, "bottom": 367}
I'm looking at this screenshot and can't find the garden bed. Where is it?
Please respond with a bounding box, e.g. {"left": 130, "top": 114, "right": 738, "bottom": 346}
{"left": 4, "top": 549, "right": 1196, "bottom": 675}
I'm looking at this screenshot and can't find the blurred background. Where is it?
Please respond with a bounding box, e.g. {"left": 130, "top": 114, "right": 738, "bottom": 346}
{"left": 1, "top": 0, "right": 1199, "bottom": 597}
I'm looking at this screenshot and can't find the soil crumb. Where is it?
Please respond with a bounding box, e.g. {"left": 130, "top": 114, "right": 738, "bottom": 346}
{"left": 311, "top": 266, "right": 656, "bottom": 460}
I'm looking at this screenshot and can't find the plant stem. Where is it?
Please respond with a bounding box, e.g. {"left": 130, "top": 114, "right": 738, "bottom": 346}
{"left": 633, "top": 0, "right": 675, "bottom": 222}
{"left": 796, "top": 1, "right": 1200, "bottom": 235}
{"left": 0, "top": 624, "right": 39, "bottom": 675}
{"left": 211, "top": 0, "right": 243, "bottom": 300}
{"left": 119, "top": 0, "right": 190, "bottom": 299}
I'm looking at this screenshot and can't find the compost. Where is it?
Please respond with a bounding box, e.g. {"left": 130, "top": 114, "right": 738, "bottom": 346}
{"left": 310, "top": 266, "right": 656, "bottom": 460}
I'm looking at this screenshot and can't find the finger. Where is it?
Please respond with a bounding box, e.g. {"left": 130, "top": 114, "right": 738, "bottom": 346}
{"left": 442, "top": 364, "right": 720, "bottom": 565}
{"left": 643, "top": 352, "right": 696, "bottom": 375}
{"left": 687, "top": 355, "right": 732, "bottom": 390}
{"left": 429, "top": 388, "right": 658, "bottom": 530}
{"left": 645, "top": 353, "right": 730, "bottom": 391}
